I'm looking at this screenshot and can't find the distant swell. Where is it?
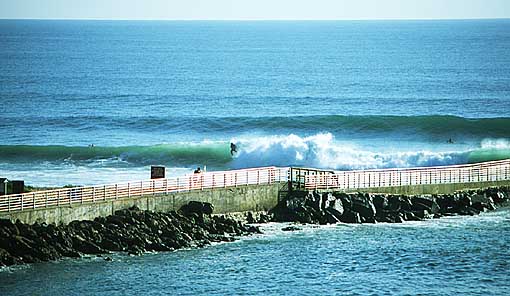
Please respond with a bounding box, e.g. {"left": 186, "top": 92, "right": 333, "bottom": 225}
{"left": 4, "top": 115, "right": 510, "bottom": 140}
{"left": 1, "top": 134, "right": 509, "bottom": 170}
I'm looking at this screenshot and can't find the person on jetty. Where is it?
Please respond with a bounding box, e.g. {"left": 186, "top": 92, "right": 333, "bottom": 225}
{"left": 230, "top": 142, "right": 237, "bottom": 155}
{"left": 191, "top": 167, "right": 202, "bottom": 189}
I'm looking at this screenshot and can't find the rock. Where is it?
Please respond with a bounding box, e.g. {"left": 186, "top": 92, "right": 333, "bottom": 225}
{"left": 324, "top": 208, "right": 341, "bottom": 224}
{"left": 413, "top": 210, "right": 433, "bottom": 220}
{"left": 282, "top": 226, "right": 301, "bottom": 231}
{"left": 471, "top": 194, "right": 496, "bottom": 211}
{"left": 179, "top": 201, "right": 215, "bottom": 216}
{"left": 339, "top": 211, "right": 361, "bottom": 224}
{"left": 399, "top": 196, "right": 413, "bottom": 211}
{"left": 0, "top": 219, "right": 14, "bottom": 227}
{"left": 258, "top": 213, "right": 271, "bottom": 223}
{"left": 246, "top": 212, "right": 255, "bottom": 224}
{"left": 0, "top": 248, "right": 18, "bottom": 266}
{"left": 351, "top": 193, "right": 376, "bottom": 219}
{"left": 412, "top": 195, "right": 440, "bottom": 214}
{"left": 403, "top": 211, "right": 422, "bottom": 221}
{"left": 327, "top": 199, "right": 344, "bottom": 217}
{"left": 321, "top": 193, "right": 336, "bottom": 210}
{"left": 305, "top": 191, "right": 323, "bottom": 212}
{"left": 73, "top": 236, "right": 105, "bottom": 254}
{"left": 387, "top": 196, "right": 401, "bottom": 212}
{"left": 373, "top": 195, "right": 388, "bottom": 210}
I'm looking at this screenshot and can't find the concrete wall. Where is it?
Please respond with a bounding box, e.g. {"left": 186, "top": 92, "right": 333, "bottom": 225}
{"left": 0, "top": 183, "right": 284, "bottom": 225}
{"left": 2, "top": 179, "right": 509, "bottom": 225}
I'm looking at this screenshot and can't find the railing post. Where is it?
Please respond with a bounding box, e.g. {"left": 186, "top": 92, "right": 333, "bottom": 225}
{"left": 45, "top": 192, "right": 48, "bottom": 208}
{"left": 224, "top": 173, "right": 227, "bottom": 188}
{"left": 92, "top": 187, "right": 95, "bottom": 202}
{"left": 21, "top": 195, "right": 24, "bottom": 211}
{"left": 116, "top": 184, "right": 118, "bottom": 199}
{"left": 128, "top": 183, "right": 131, "bottom": 197}
{"left": 165, "top": 179, "right": 169, "bottom": 194}
{"left": 33, "top": 193, "right": 36, "bottom": 209}
{"left": 57, "top": 191, "right": 60, "bottom": 206}
{"left": 246, "top": 170, "right": 249, "bottom": 186}
{"left": 8, "top": 196, "right": 11, "bottom": 212}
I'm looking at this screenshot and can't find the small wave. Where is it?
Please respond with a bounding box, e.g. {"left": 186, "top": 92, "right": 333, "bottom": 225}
{"left": 3, "top": 115, "right": 510, "bottom": 141}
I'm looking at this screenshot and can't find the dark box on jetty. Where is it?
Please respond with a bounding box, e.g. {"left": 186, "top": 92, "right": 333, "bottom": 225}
{"left": 0, "top": 178, "right": 7, "bottom": 195}
{"left": 11, "top": 180, "right": 24, "bottom": 194}
{"left": 151, "top": 166, "right": 165, "bottom": 179}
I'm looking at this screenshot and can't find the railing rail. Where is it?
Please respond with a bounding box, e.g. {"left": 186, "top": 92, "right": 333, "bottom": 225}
{"left": 1, "top": 160, "right": 510, "bottom": 214}
{"left": 0, "top": 166, "right": 289, "bottom": 213}
{"left": 293, "top": 159, "right": 510, "bottom": 191}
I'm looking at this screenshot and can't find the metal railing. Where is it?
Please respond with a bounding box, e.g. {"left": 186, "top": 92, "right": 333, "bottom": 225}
{"left": 0, "top": 166, "right": 289, "bottom": 213}
{"left": 293, "top": 159, "right": 510, "bottom": 191}
{"left": 1, "top": 160, "right": 510, "bottom": 214}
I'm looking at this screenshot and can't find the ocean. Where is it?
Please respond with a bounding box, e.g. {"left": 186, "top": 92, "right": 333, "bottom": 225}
{"left": 1, "top": 19, "right": 510, "bottom": 186}
{"left": 1, "top": 19, "right": 510, "bottom": 295}
{"left": 2, "top": 208, "right": 510, "bottom": 295}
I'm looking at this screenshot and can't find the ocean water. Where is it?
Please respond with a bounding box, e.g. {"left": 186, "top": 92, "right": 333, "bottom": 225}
{"left": 0, "top": 20, "right": 510, "bottom": 186}
{"left": 1, "top": 208, "right": 510, "bottom": 295}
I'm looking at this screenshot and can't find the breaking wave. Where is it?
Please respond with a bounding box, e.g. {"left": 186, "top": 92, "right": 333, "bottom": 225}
{"left": 1, "top": 134, "right": 509, "bottom": 170}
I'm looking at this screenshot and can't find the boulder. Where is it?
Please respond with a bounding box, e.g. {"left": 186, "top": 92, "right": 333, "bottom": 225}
{"left": 373, "top": 195, "right": 388, "bottom": 210}
{"left": 282, "top": 226, "right": 301, "bottom": 231}
{"left": 179, "top": 201, "right": 214, "bottom": 216}
{"left": 0, "top": 248, "right": 19, "bottom": 266}
{"left": 412, "top": 195, "right": 440, "bottom": 214}
{"left": 327, "top": 199, "right": 344, "bottom": 218}
{"left": 321, "top": 192, "right": 336, "bottom": 210}
{"left": 324, "top": 208, "right": 342, "bottom": 224}
{"left": 351, "top": 194, "right": 376, "bottom": 219}
{"left": 339, "top": 211, "right": 361, "bottom": 224}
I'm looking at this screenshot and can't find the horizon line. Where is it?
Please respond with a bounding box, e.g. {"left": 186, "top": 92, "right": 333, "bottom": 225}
{"left": 1, "top": 17, "right": 509, "bottom": 22}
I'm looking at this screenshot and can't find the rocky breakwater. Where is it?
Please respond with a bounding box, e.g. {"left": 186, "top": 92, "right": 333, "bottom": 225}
{"left": 270, "top": 187, "right": 510, "bottom": 225}
{"left": 0, "top": 201, "right": 261, "bottom": 267}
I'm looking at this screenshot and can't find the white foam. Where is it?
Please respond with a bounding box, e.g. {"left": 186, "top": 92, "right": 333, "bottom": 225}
{"left": 231, "top": 133, "right": 469, "bottom": 170}
{"left": 481, "top": 138, "right": 510, "bottom": 149}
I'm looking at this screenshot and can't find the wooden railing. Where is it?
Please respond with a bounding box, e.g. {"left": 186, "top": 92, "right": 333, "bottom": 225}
{"left": 292, "top": 159, "right": 510, "bottom": 190}
{"left": 0, "top": 167, "right": 289, "bottom": 213}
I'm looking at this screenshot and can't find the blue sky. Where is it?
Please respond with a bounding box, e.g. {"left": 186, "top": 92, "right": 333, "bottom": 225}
{"left": 0, "top": 0, "right": 509, "bottom": 20}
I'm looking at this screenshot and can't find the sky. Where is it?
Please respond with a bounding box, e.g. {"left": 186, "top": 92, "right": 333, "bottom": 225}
{"left": 0, "top": 0, "right": 509, "bottom": 20}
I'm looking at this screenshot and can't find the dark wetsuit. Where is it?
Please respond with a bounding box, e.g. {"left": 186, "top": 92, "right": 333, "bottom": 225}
{"left": 230, "top": 143, "right": 237, "bottom": 155}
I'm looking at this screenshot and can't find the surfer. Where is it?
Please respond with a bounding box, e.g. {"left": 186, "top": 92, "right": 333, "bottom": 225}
{"left": 230, "top": 142, "right": 237, "bottom": 155}
{"left": 447, "top": 138, "right": 454, "bottom": 144}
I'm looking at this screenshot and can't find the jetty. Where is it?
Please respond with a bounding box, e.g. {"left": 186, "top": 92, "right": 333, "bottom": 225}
{"left": 1, "top": 159, "right": 509, "bottom": 225}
